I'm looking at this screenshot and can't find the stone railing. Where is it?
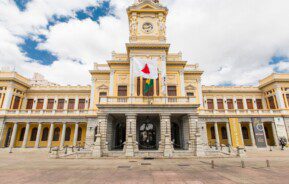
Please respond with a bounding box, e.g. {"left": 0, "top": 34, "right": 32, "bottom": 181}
{"left": 98, "top": 96, "right": 197, "bottom": 105}
{"left": 0, "top": 109, "right": 97, "bottom": 116}
{"left": 199, "top": 109, "right": 289, "bottom": 116}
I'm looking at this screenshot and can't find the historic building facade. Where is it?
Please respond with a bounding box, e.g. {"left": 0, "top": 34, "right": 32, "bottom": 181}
{"left": 0, "top": 0, "right": 289, "bottom": 158}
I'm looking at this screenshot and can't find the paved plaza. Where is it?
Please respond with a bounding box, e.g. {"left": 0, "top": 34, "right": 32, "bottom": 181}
{"left": 0, "top": 150, "right": 289, "bottom": 184}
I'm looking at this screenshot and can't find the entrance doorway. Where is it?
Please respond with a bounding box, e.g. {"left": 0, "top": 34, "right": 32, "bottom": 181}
{"left": 137, "top": 115, "right": 159, "bottom": 150}
{"left": 171, "top": 122, "right": 181, "bottom": 149}
{"left": 114, "top": 122, "right": 126, "bottom": 150}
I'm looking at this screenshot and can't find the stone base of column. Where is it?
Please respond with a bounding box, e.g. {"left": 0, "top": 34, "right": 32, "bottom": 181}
{"left": 92, "top": 134, "right": 102, "bottom": 158}
{"left": 125, "top": 134, "right": 134, "bottom": 157}
{"left": 164, "top": 134, "right": 173, "bottom": 158}
{"left": 195, "top": 132, "right": 206, "bottom": 157}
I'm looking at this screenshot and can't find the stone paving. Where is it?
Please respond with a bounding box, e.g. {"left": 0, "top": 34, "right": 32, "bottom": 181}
{"left": 0, "top": 150, "right": 289, "bottom": 184}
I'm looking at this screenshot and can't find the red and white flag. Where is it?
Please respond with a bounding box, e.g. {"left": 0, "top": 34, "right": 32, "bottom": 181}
{"left": 132, "top": 58, "right": 158, "bottom": 79}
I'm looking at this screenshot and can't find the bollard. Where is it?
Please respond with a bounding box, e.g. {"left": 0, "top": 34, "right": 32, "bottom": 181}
{"left": 241, "top": 160, "right": 245, "bottom": 168}
{"left": 211, "top": 160, "right": 215, "bottom": 169}
{"left": 266, "top": 160, "right": 270, "bottom": 168}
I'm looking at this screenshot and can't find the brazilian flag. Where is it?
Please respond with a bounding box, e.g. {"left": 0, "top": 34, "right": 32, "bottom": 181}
{"left": 144, "top": 79, "right": 153, "bottom": 94}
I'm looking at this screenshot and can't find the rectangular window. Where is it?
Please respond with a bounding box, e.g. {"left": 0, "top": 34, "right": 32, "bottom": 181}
{"left": 47, "top": 99, "right": 54, "bottom": 110}
{"left": 256, "top": 99, "right": 263, "bottom": 109}
{"left": 246, "top": 99, "right": 253, "bottom": 109}
{"left": 118, "top": 86, "right": 127, "bottom": 97}
{"left": 26, "top": 99, "right": 34, "bottom": 109}
{"left": 12, "top": 96, "right": 21, "bottom": 110}
{"left": 68, "top": 99, "right": 75, "bottom": 110}
{"left": 217, "top": 99, "right": 224, "bottom": 109}
{"left": 227, "top": 99, "right": 234, "bottom": 109}
{"left": 36, "top": 99, "right": 44, "bottom": 110}
{"left": 237, "top": 99, "right": 244, "bottom": 109}
{"left": 268, "top": 96, "right": 276, "bottom": 109}
{"left": 187, "top": 92, "right": 194, "bottom": 97}
{"left": 78, "top": 99, "right": 85, "bottom": 110}
{"left": 207, "top": 99, "right": 214, "bottom": 110}
{"left": 57, "top": 99, "right": 65, "bottom": 110}
{"left": 168, "top": 86, "right": 177, "bottom": 96}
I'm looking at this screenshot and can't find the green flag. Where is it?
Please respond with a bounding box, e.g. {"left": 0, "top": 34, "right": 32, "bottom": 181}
{"left": 144, "top": 79, "right": 153, "bottom": 94}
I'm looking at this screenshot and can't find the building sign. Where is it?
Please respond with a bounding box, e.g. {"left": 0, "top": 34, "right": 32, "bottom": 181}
{"left": 229, "top": 118, "right": 244, "bottom": 148}
{"left": 252, "top": 118, "right": 267, "bottom": 148}
{"left": 274, "top": 117, "right": 288, "bottom": 140}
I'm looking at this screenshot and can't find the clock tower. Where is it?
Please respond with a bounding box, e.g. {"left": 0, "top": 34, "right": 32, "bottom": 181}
{"left": 127, "top": 0, "right": 168, "bottom": 43}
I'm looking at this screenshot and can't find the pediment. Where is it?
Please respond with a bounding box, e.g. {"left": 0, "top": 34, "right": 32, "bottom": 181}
{"left": 128, "top": 1, "right": 167, "bottom": 12}
{"left": 97, "top": 84, "right": 109, "bottom": 90}
{"left": 185, "top": 84, "right": 196, "bottom": 91}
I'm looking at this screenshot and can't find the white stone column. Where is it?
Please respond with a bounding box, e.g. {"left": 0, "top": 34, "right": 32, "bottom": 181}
{"left": 252, "top": 97, "right": 257, "bottom": 109}
{"left": 179, "top": 70, "right": 185, "bottom": 96}
{"left": 271, "top": 122, "right": 279, "bottom": 146}
{"left": 129, "top": 57, "right": 134, "bottom": 97}
{"left": 243, "top": 97, "right": 248, "bottom": 109}
{"left": 262, "top": 97, "right": 267, "bottom": 109}
{"left": 53, "top": 97, "right": 58, "bottom": 110}
{"left": 74, "top": 97, "right": 79, "bottom": 110}
{"left": 275, "top": 87, "right": 286, "bottom": 109}
{"left": 224, "top": 97, "right": 228, "bottom": 110}
{"left": 43, "top": 97, "right": 48, "bottom": 110}
{"left": 109, "top": 70, "right": 115, "bottom": 96}
{"left": 9, "top": 122, "right": 18, "bottom": 150}
{"left": 34, "top": 123, "right": 42, "bottom": 148}
{"left": 213, "top": 97, "right": 218, "bottom": 110}
{"left": 226, "top": 122, "right": 232, "bottom": 146}
{"left": 198, "top": 79, "right": 204, "bottom": 108}
{"left": 2, "top": 86, "right": 14, "bottom": 109}
{"left": 64, "top": 97, "right": 69, "bottom": 110}
{"left": 90, "top": 78, "right": 96, "bottom": 109}
{"left": 161, "top": 55, "right": 167, "bottom": 96}
{"left": 21, "top": 97, "right": 28, "bottom": 109}
{"left": 233, "top": 97, "right": 238, "bottom": 109}
{"left": 85, "top": 97, "right": 89, "bottom": 110}
{"left": 203, "top": 96, "right": 208, "bottom": 109}
{"left": 22, "top": 122, "right": 30, "bottom": 148}
{"left": 187, "top": 114, "right": 198, "bottom": 151}
{"left": 125, "top": 114, "right": 137, "bottom": 157}
{"left": 214, "top": 122, "right": 220, "bottom": 148}
{"left": 160, "top": 114, "right": 173, "bottom": 157}
{"left": 249, "top": 122, "right": 256, "bottom": 147}
{"left": 73, "top": 123, "right": 79, "bottom": 146}
{"left": 32, "top": 97, "right": 38, "bottom": 110}
{"left": 47, "top": 123, "right": 54, "bottom": 148}
{"left": 60, "top": 123, "right": 66, "bottom": 148}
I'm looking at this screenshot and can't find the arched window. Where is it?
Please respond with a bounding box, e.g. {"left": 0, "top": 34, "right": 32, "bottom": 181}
{"left": 41, "top": 127, "right": 49, "bottom": 141}
{"left": 30, "top": 127, "right": 38, "bottom": 141}
{"left": 94, "top": 127, "right": 98, "bottom": 142}
{"left": 221, "top": 127, "right": 227, "bottom": 139}
{"left": 65, "top": 127, "right": 71, "bottom": 141}
{"left": 242, "top": 127, "right": 249, "bottom": 139}
{"left": 210, "top": 127, "right": 215, "bottom": 139}
{"left": 77, "top": 127, "right": 82, "bottom": 141}
{"left": 19, "top": 127, "right": 26, "bottom": 141}
{"left": 53, "top": 127, "right": 60, "bottom": 141}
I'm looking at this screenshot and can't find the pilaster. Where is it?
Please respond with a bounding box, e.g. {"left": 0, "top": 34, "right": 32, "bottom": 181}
{"left": 125, "top": 113, "right": 137, "bottom": 157}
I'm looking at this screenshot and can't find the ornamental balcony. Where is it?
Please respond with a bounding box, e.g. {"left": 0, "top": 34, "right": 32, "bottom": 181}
{"left": 0, "top": 109, "right": 97, "bottom": 116}
{"left": 199, "top": 109, "right": 289, "bottom": 116}
{"left": 98, "top": 96, "right": 197, "bottom": 105}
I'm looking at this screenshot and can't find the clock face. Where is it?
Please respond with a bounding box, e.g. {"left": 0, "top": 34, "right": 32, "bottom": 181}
{"left": 142, "top": 22, "right": 153, "bottom": 33}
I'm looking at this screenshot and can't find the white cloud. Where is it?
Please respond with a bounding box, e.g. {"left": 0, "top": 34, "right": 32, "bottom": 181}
{"left": 1, "top": 0, "right": 289, "bottom": 86}
{"left": 275, "top": 61, "right": 289, "bottom": 72}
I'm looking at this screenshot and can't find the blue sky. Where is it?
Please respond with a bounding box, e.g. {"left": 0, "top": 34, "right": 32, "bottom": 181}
{"left": 17, "top": 0, "right": 112, "bottom": 66}
{"left": 1, "top": 0, "right": 289, "bottom": 86}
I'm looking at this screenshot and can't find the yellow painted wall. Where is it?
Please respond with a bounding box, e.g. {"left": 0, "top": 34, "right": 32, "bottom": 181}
{"left": 1, "top": 123, "right": 13, "bottom": 147}
{"left": 206, "top": 124, "right": 216, "bottom": 146}
{"left": 14, "top": 124, "right": 26, "bottom": 147}
{"left": 218, "top": 124, "right": 229, "bottom": 145}
{"left": 264, "top": 123, "right": 275, "bottom": 146}
{"left": 241, "top": 124, "right": 253, "bottom": 146}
